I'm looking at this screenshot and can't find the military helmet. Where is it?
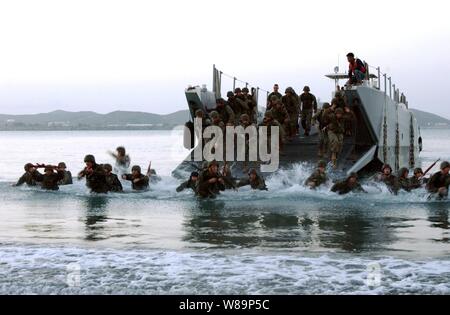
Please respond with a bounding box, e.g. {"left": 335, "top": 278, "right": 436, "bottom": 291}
{"left": 190, "top": 171, "right": 199, "bottom": 178}
{"left": 317, "top": 160, "right": 327, "bottom": 168}
{"left": 270, "top": 95, "right": 279, "bottom": 102}
{"left": 44, "top": 165, "right": 54, "bottom": 172}
{"left": 303, "top": 86, "right": 310, "bottom": 92}
{"left": 84, "top": 154, "right": 95, "bottom": 163}
{"left": 413, "top": 167, "right": 423, "bottom": 174}
{"left": 242, "top": 87, "right": 249, "bottom": 93}
{"left": 210, "top": 111, "right": 220, "bottom": 119}
{"left": 335, "top": 108, "right": 344, "bottom": 115}
{"left": 116, "top": 146, "right": 125, "bottom": 154}
{"left": 264, "top": 110, "right": 273, "bottom": 118}
{"left": 131, "top": 165, "right": 141, "bottom": 173}
{"left": 440, "top": 161, "right": 450, "bottom": 169}
{"left": 234, "top": 87, "right": 242, "bottom": 93}
{"left": 382, "top": 164, "right": 392, "bottom": 172}
{"left": 227, "top": 91, "right": 234, "bottom": 98}
{"left": 285, "top": 87, "right": 293, "bottom": 94}
{"left": 216, "top": 98, "right": 225, "bottom": 104}
{"left": 240, "top": 113, "right": 250, "bottom": 121}
{"left": 208, "top": 160, "right": 219, "bottom": 168}
{"left": 103, "top": 163, "right": 113, "bottom": 172}
{"left": 248, "top": 168, "right": 257, "bottom": 175}
{"left": 398, "top": 167, "right": 409, "bottom": 177}
{"left": 24, "top": 163, "right": 34, "bottom": 171}
{"left": 58, "top": 162, "right": 67, "bottom": 169}
{"left": 322, "top": 102, "right": 331, "bottom": 109}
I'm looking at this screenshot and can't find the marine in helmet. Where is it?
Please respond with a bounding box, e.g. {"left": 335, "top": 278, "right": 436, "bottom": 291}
{"left": 313, "top": 102, "right": 331, "bottom": 158}
{"left": 409, "top": 167, "right": 429, "bottom": 190}
{"left": 197, "top": 160, "right": 225, "bottom": 198}
{"left": 215, "top": 97, "right": 235, "bottom": 126}
{"left": 209, "top": 111, "right": 225, "bottom": 131}
{"left": 397, "top": 167, "right": 411, "bottom": 192}
{"left": 375, "top": 164, "right": 398, "bottom": 194}
{"left": 426, "top": 161, "right": 450, "bottom": 199}
{"left": 236, "top": 169, "right": 268, "bottom": 191}
{"left": 259, "top": 110, "right": 285, "bottom": 152}
{"left": 14, "top": 163, "right": 40, "bottom": 187}
{"left": 78, "top": 154, "right": 109, "bottom": 194}
{"left": 122, "top": 165, "right": 150, "bottom": 191}
{"left": 57, "top": 162, "right": 73, "bottom": 185}
{"left": 305, "top": 160, "right": 328, "bottom": 189}
{"left": 299, "top": 85, "right": 317, "bottom": 136}
{"left": 33, "top": 164, "right": 65, "bottom": 191}
{"left": 108, "top": 146, "right": 131, "bottom": 174}
{"left": 242, "top": 87, "right": 257, "bottom": 123}
{"left": 282, "top": 87, "right": 300, "bottom": 139}
{"left": 103, "top": 163, "right": 123, "bottom": 192}
{"left": 176, "top": 171, "right": 199, "bottom": 193}
{"left": 324, "top": 107, "right": 345, "bottom": 169}
{"left": 331, "top": 172, "right": 366, "bottom": 195}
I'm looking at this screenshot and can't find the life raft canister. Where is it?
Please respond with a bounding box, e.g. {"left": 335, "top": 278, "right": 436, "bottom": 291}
{"left": 183, "top": 121, "right": 195, "bottom": 149}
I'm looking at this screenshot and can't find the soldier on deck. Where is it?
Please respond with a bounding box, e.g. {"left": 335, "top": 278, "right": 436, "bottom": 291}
{"left": 237, "top": 169, "right": 268, "bottom": 191}
{"left": 226, "top": 91, "right": 241, "bottom": 124}
{"left": 324, "top": 108, "right": 345, "bottom": 169}
{"left": 299, "top": 86, "right": 317, "bottom": 136}
{"left": 313, "top": 102, "right": 331, "bottom": 158}
{"left": 282, "top": 87, "right": 300, "bottom": 139}
{"left": 260, "top": 110, "right": 285, "bottom": 152}
{"left": 331, "top": 91, "right": 346, "bottom": 109}
{"left": 331, "top": 172, "right": 366, "bottom": 195}
{"left": 267, "top": 95, "right": 280, "bottom": 111}
{"left": 215, "top": 97, "right": 235, "bottom": 126}
{"left": 103, "top": 163, "right": 123, "bottom": 192}
{"left": 176, "top": 171, "right": 199, "bottom": 193}
{"left": 209, "top": 111, "right": 226, "bottom": 131}
{"left": 271, "top": 100, "right": 290, "bottom": 139}
{"left": 305, "top": 160, "right": 328, "bottom": 189}
{"left": 122, "top": 165, "right": 150, "bottom": 191}
{"left": 197, "top": 160, "right": 225, "bottom": 198}
{"left": 427, "top": 161, "right": 450, "bottom": 199}
{"left": 375, "top": 164, "right": 398, "bottom": 194}
{"left": 267, "top": 84, "right": 282, "bottom": 105}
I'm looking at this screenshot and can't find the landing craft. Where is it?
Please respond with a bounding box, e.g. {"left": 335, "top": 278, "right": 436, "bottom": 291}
{"left": 173, "top": 64, "right": 422, "bottom": 178}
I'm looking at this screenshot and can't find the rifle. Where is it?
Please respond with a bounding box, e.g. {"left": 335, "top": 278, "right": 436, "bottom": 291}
{"left": 146, "top": 161, "right": 152, "bottom": 178}
{"left": 422, "top": 159, "right": 440, "bottom": 178}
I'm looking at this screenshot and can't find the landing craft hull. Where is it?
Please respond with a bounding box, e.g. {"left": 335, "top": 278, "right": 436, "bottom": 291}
{"left": 173, "top": 80, "right": 421, "bottom": 179}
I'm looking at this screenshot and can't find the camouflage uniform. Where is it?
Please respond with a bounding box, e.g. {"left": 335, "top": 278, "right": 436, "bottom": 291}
{"left": 15, "top": 163, "right": 39, "bottom": 187}
{"left": 313, "top": 103, "right": 331, "bottom": 157}
{"left": 427, "top": 161, "right": 450, "bottom": 199}
{"left": 123, "top": 166, "right": 149, "bottom": 191}
{"left": 79, "top": 155, "right": 109, "bottom": 194}
{"left": 325, "top": 108, "right": 345, "bottom": 167}
{"left": 282, "top": 87, "right": 300, "bottom": 137}
{"left": 259, "top": 111, "right": 285, "bottom": 149}
{"left": 215, "top": 98, "right": 235, "bottom": 125}
{"left": 103, "top": 164, "right": 123, "bottom": 192}
{"left": 242, "top": 87, "right": 257, "bottom": 123}
{"left": 197, "top": 161, "right": 225, "bottom": 198}
{"left": 305, "top": 161, "right": 328, "bottom": 189}
{"left": 331, "top": 173, "right": 366, "bottom": 195}
{"left": 33, "top": 166, "right": 65, "bottom": 190}
{"left": 271, "top": 101, "right": 290, "bottom": 138}
{"left": 237, "top": 169, "right": 268, "bottom": 190}
{"left": 299, "top": 87, "right": 317, "bottom": 135}
{"left": 397, "top": 168, "right": 411, "bottom": 192}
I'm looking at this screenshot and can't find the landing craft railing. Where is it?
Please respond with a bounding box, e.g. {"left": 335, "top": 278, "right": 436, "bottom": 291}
{"left": 368, "top": 65, "right": 408, "bottom": 108}
{"left": 213, "top": 65, "right": 272, "bottom": 122}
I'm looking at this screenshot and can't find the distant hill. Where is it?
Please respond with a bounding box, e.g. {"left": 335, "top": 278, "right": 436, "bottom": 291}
{"left": 0, "top": 108, "right": 448, "bottom": 130}
{"left": 410, "top": 108, "right": 450, "bottom": 128}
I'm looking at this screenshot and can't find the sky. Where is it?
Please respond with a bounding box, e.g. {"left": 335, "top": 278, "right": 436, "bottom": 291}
{"left": 0, "top": 0, "right": 449, "bottom": 118}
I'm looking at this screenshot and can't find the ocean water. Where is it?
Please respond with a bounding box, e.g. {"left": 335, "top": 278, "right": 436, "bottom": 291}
{"left": 0, "top": 128, "right": 449, "bottom": 294}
